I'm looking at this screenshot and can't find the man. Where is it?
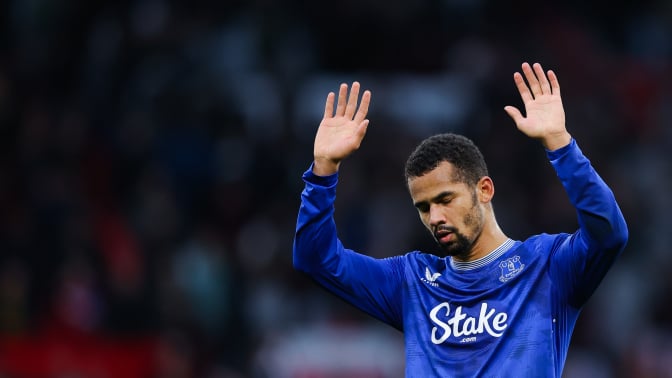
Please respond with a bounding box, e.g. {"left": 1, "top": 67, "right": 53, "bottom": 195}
{"left": 292, "top": 62, "right": 628, "bottom": 376}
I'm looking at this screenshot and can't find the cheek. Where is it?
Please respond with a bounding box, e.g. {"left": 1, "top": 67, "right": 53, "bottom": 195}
{"left": 463, "top": 205, "right": 484, "bottom": 229}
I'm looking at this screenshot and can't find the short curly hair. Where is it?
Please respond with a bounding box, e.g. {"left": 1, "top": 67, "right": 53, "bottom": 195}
{"left": 404, "top": 133, "right": 488, "bottom": 186}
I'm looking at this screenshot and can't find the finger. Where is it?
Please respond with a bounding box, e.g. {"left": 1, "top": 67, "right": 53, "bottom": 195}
{"left": 533, "top": 63, "right": 551, "bottom": 95}
{"left": 521, "top": 62, "right": 541, "bottom": 98}
{"left": 355, "top": 119, "right": 370, "bottom": 143}
{"left": 503, "top": 105, "right": 524, "bottom": 125}
{"left": 345, "top": 81, "right": 360, "bottom": 119}
{"left": 323, "top": 92, "right": 335, "bottom": 118}
{"left": 513, "top": 72, "right": 534, "bottom": 104}
{"left": 548, "top": 70, "right": 561, "bottom": 96}
{"left": 335, "top": 83, "right": 348, "bottom": 116}
{"left": 349, "top": 119, "right": 370, "bottom": 150}
{"left": 354, "top": 90, "right": 371, "bottom": 124}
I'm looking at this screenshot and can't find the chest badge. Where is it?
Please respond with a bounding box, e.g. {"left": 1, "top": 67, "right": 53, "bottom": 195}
{"left": 498, "top": 256, "right": 525, "bottom": 282}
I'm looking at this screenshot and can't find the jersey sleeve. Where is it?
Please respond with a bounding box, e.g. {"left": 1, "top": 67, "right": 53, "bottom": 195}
{"left": 547, "top": 139, "right": 629, "bottom": 307}
{"left": 292, "top": 164, "right": 405, "bottom": 329}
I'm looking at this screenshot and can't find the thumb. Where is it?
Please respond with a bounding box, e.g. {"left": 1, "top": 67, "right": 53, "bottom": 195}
{"left": 504, "top": 106, "right": 524, "bottom": 125}
{"left": 356, "top": 119, "right": 370, "bottom": 138}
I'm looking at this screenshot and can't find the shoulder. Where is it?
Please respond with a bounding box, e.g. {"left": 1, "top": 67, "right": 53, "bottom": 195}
{"left": 521, "top": 233, "right": 570, "bottom": 246}
{"left": 398, "top": 250, "right": 443, "bottom": 263}
{"left": 517, "top": 233, "right": 573, "bottom": 256}
{"left": 385, "top": 251, "right": 445, "bottom": 271}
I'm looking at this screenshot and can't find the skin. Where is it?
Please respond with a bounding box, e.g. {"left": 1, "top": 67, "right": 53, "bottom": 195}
{"left": 407, "top": 163, "right": 504, "bottom": 261}
{"left": 312, "top": 62, "right": 571, "bottom": 262}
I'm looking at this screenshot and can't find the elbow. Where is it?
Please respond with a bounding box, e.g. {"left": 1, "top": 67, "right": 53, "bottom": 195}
{"left": 292, "top": 237, "right": 316, "bottom": 274}
{"left": 292, "top": 252, "right": 310, "bottom": 273}
{"left": 292, "top": 245, "right": 308, "bottom": 273}
{"left": 584, "top": 210, "right": 629, "bottom": 253}
{"left": 613, "top": 218, "right": 629, "bottom": 251}
{"left": 292, "top": 224, "right": 339, "bottom": 276}
{"left": 602, "top": 215, "right": 628, "bottom": 254}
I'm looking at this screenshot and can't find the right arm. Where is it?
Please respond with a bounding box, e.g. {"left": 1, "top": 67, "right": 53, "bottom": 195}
{"left": 292, "top": 83, "right": 404, "bottom": 328}
{"left": 293, "top": 166, "right": 404, "bottom": 328}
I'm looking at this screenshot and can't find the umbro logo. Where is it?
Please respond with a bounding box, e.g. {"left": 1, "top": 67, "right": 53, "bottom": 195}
{"left": 422, "top": 267, "right": 441, "bottom": 287}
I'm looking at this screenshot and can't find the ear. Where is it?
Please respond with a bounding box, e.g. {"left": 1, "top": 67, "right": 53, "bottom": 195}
{"left": 477, "top": 176, "right": 495, "bottom": 203}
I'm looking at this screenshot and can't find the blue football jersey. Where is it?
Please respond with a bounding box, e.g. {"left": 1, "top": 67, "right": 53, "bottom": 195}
{"left": 293, "top": 140, "right": 628, "bottom": 377}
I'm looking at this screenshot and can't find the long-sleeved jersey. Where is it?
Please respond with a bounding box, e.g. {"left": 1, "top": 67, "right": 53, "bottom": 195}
{"left": 293, "top": 139, "right": 628, "bottom": 377}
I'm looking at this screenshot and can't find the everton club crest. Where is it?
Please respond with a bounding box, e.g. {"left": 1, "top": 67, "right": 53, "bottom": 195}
{"left": 499, "top": 256, "right": 525, "bottom": 283}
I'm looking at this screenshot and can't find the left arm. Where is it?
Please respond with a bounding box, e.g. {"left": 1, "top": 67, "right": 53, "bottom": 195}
{"left": 505, "top": 62, "right": 628, "bottom": 306}
{"left": 546, "top": 139, "right": 628, "bottom": 306}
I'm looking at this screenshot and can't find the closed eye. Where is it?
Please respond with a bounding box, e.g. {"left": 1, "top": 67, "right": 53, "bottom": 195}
{"left": 414, "top": 191, "right": 455, "bottom": 213}
{"left": 415, "top": 203, "right": 429, "bottom": 213}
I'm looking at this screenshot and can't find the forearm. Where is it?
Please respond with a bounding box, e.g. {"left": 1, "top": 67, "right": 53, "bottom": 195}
{"left": 548, "top": 139, "right": 628, "bottom": 250}
{"left": 293, "top": 167, "right": 340, "bottom": 273}
{"left": 292, "top": 165, "right": 404, "bottom": 327}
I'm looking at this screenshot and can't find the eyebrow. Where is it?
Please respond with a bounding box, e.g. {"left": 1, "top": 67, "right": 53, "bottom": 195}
{"left": 413, "top": 191, "right": 454, "bottom": 209}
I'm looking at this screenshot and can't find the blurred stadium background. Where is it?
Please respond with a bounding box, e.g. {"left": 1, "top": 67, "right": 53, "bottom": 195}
{"left": 0, "top": 0, "right": 670, "bottom": 377}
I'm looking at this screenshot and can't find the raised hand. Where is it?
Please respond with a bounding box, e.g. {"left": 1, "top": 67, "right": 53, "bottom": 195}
{"left": 504, "top": 62, "right": 571, "bottom": 151}
{"left": 312, "top": 82, "right": 371, "bottom": 176}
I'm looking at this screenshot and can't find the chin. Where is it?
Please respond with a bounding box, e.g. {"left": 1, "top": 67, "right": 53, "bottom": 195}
{"left": 436, "top": 238, "right": 473, "bottom": 260}
{"left": 435, "top": 243, "right": 461, "bottom": 258}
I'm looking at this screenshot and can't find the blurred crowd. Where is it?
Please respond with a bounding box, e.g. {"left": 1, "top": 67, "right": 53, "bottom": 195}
{"left": 0, "top": 0, "right": 670, "bottom": 377}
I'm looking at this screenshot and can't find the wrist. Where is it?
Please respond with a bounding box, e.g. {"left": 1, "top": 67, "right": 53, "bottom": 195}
{"left": 541, "top": 132, "right": 572, "bottom": 151}
{"left": 312, "top": 157, "right": 340, "bottom": 176}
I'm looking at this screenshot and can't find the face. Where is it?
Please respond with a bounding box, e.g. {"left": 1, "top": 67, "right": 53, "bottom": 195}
{"left": 407, "top": 161, "right": 486, "bottom": 260}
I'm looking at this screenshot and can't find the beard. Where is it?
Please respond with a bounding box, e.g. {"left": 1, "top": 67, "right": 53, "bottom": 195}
{"left": 434, "top": 227, "right": 474, "bottom": 259}
{"left": 433, "top": 191, "right": 484, "bottom": 260}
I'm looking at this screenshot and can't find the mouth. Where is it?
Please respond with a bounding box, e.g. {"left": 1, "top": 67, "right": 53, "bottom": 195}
{"left": 434, "top": 229, "right": 454, "bottom": 244}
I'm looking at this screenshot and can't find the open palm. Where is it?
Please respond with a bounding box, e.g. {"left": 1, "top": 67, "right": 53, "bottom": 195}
{"left": 313, "top": 82, "right": 371, "bottom": 175}
{"left": 504, "top": 63, "right": 570, "bottom": 150}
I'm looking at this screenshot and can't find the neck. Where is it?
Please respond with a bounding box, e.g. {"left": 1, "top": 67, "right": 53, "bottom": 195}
{"left": 454, "top": 218, "right": 508, "bottom": 263}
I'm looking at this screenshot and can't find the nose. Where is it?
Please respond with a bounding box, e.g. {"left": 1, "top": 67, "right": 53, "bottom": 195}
{"left": 428, "top": 204, "right": 446, "bottom": 227}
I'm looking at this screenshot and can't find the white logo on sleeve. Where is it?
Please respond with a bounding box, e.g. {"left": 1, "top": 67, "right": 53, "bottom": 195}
{"left": 422, "top": 267, "right": 441, "bottom": 287}
{"left": 429, "top": 302, "right": 509, "bottom": 344}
